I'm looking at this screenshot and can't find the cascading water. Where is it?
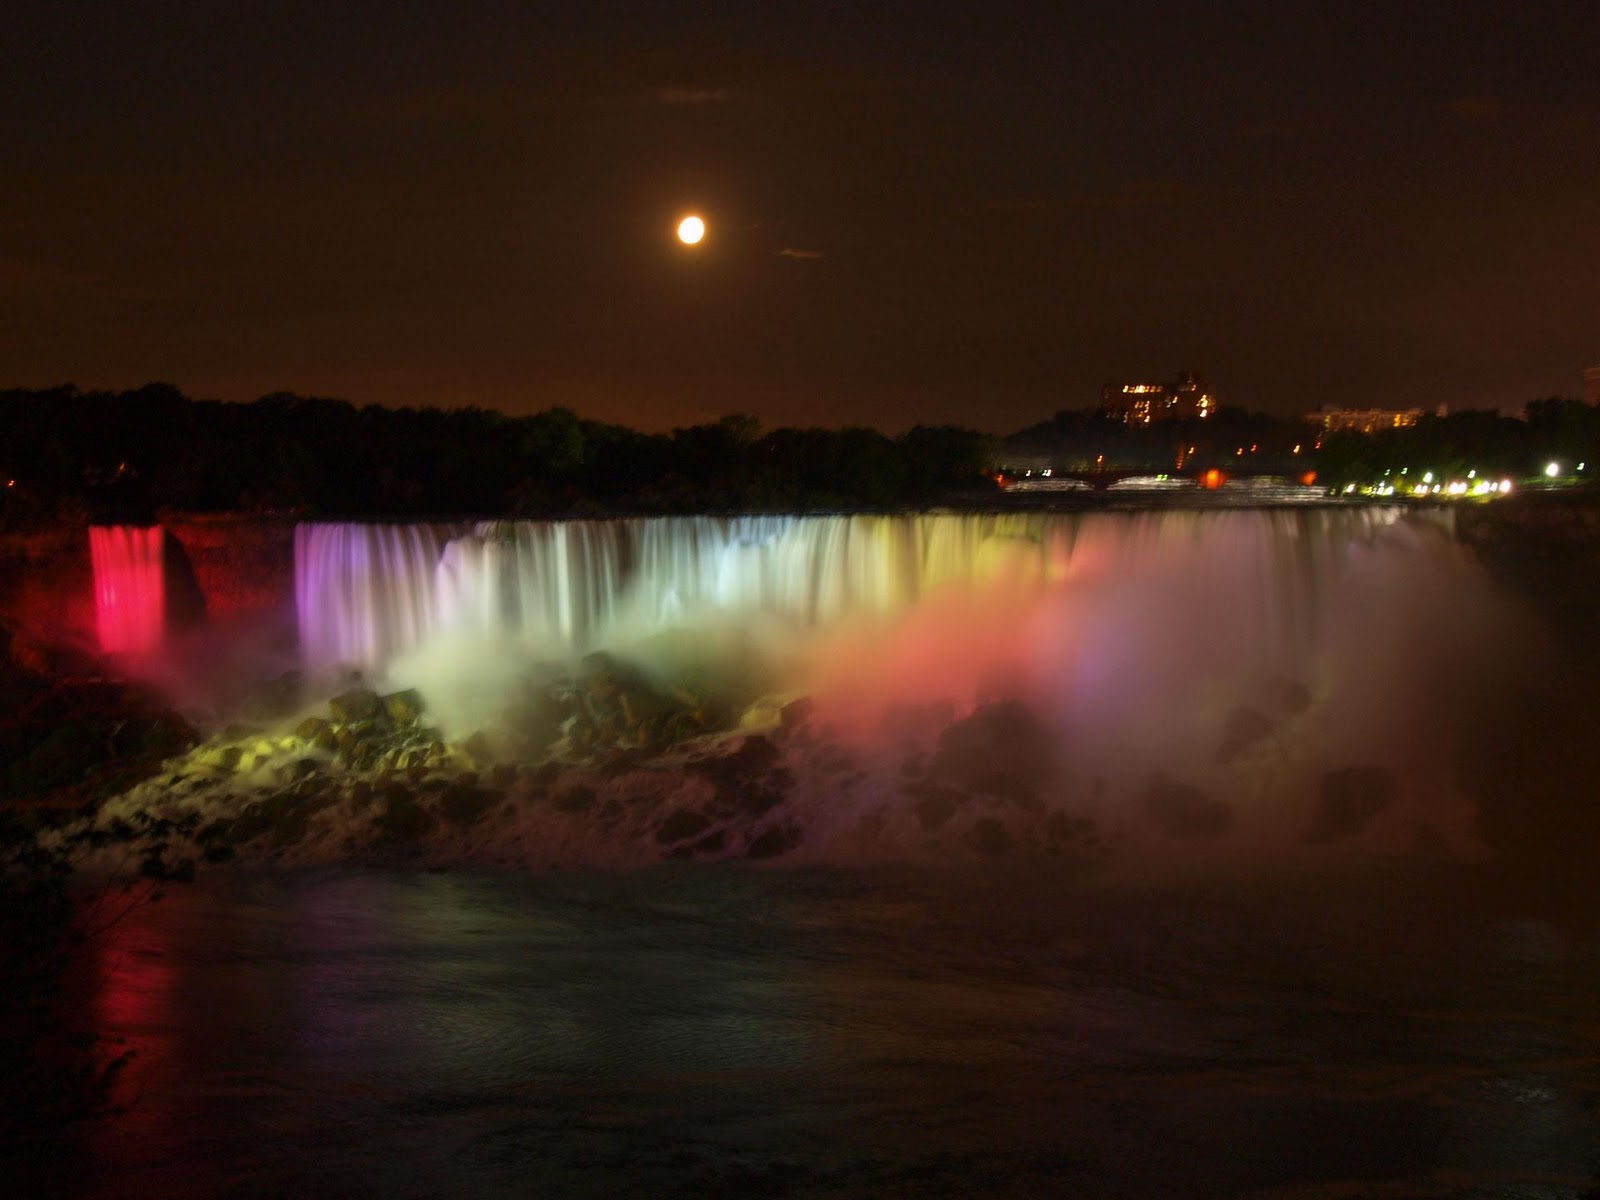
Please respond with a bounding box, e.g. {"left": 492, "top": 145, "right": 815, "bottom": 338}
{"left": 294, "top": 522, "right": 470, "bottom": 672}
{"left": 88, "top": 525, "right": 167, "bottom": 657}
{"left": 163, "top": 504, "right": 1495, "bottom": 866}
{"left": 294, "top": 506, "right": 1458, "bottom": 679}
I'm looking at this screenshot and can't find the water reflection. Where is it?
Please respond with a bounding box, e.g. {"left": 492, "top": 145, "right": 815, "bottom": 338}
{"left": 62, "top": 865, "right": 1600, "bottom": 1198}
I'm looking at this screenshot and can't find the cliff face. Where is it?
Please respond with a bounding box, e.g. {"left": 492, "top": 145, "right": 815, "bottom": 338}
{"left": 1455, "top": 490, "right": 1600, "bottom": 652}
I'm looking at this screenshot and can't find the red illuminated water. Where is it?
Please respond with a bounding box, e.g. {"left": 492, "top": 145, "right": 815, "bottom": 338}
{"left": 87, "top": 526, "right": 166, "bottom": 658}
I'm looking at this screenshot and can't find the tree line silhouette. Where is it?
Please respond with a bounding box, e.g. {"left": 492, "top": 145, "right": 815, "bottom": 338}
{"left": 0, "top": 384, "right": 998, "bottom": 527}
{"left": 3, "top": 383, "right": 1595, "bottom": 529}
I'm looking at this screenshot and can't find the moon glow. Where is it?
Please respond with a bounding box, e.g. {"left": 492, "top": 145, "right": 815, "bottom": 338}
{"left": 676, "top": 215, "right": 706, "bottom": 245}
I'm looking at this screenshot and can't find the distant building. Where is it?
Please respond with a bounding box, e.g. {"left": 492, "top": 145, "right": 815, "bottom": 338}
{"left": 1102, "top": 369, "right": 1216, "bottom": 425}
{"left": 1307, "top": 406, "right": 1425, "bottom": 434}
{"left": 1585, "top": 365, "right": 1600, "bottom": 406}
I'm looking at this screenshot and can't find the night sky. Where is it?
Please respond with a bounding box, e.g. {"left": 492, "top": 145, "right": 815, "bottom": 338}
{"left": 4, "top": 1, "right": 1597, "bottom": 432}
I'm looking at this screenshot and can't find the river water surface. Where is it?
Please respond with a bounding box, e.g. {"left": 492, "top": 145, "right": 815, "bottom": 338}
{"left": 57, "top": 862, "right": 1600, "bottom": 1198}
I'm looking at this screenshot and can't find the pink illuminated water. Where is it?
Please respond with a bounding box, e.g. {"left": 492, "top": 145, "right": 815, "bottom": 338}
{"left": 88, "top": 526, "right": 166, "bottom": 657}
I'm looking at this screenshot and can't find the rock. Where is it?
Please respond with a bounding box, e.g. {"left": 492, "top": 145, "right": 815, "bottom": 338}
{"left": 1146, "top": 773, "right": 1232, "bottom": 838}
{"left": 879, "top": 700, "right": 957, "bottom": 746}
{"left": 1307, "top": 767, "right": 1394, "bottom": 843}
{"left": 287, "top": 757, "right": 320, "bottom": 782}
{"left": 295, "top": 715, "right": 333, "bottom": 742}
{"left": 440, "top": 783, "right": 497, "bottom": 827}
{"left": 913, "top": 788, "right": 959, "bottom": 833}
{"left": 227, "top": 792, "right": 312, "bottom": 847}
{"left": 780, "top": 697, "right": 815, "bottom": 735}
{"left": 1216, "top": 706, "right": 1276, "bottom": 764}
{"left": 553, "top": 784, "right": 597, "bottom": 813}
{"left": 690, "top": 736, "right": 791, "bottom": 816}
{"left": 746, "top": 823, "right": 801, "bottom": 859}
{"left": 377, "top": 785, "right": 434, "bottom": 842}
{"left": 618, "top": 680, "right": 672, "bottom": 729}
{"left": 928, "top": 700, "right": 1055, "bottom": 805}
{"left": 501, "top": 692, "right": 566, "bottom": 755}
{"left": 969, "top": 817, "right": 1013, "bottom": 857}
{"left": 1044, "top": 810, "right": 1095, "bottom": 846}
{"left": 461, "top": 730, "right": 493, "bottom": 764}
{"left": 239, "top": 671, "right": 304, "bottom": 722}
{"left": 656, "top": 808, "right": 712, "bottom": 844}
{"left": 9, "top": 722, "right": 101, "bottom": 795}
{"left": 329, "top": 687, "right": 383, "bottom": 725}
{"left": 382, "top": 689, "right": 426, "bottom": 727}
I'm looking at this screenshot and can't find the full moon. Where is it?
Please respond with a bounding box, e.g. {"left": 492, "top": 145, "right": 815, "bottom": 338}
{"left": 676, "top": 215, "right": 706, "bottom": 245}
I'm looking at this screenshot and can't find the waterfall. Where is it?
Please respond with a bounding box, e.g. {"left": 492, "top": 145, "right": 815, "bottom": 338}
{"left": 93, "top": 504, "right": 1510, "bottom": 866}
{"left": 294, "top": 523, "right": 471, "bottom": 673}
{"left": 89, "top": 526, "right": 167, "bottom": 657}
{"left": 293, "top": 507, "right": 1456, "bottom": 677}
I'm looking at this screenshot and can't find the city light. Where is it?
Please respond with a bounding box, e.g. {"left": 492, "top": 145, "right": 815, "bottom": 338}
{"left": 1545, "top": 462, "right": 1561, "bottom": 478}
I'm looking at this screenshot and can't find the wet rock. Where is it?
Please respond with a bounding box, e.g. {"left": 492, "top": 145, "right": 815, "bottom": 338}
{"left": 240, "top": 671, "right": 304, "bottom": 722}
{"left": 1216, "top": 706, "right": 1276, "bottom": 765}
{"left": 440, "top": 783, "right": 497, "bottom": 827}
{"left": 1146, "top": 774, "right": 1233, "bottom": 838}
{"left": 928, "top": 700, "right": 1055, "bottom": 806}
{"left": 501, "top": 692, "right": 566, "bottom": 756}
{"left": 656, "top": 808, "right": 712, "bottom": 844}
{"left": 461, "top": 730, "right": 493, "bottom": 764}
{"left": 553, "top": 784, "right": 597, "bottom": 814}
{"left": 227, "top": 792, "right": 312, "bottom": 847}
{"left": 1044, "top": 810, "right": 1095, "bottom": 846}
{"left": 377, "top": 785, "right": 434, "bottom": 842}
{"left": 913, "top": 788, "right": 959, "bottom": 833}
{"left": 880, "top": 701, "right": 958, "bottom": 747}
{"left": 382, "top": 689, "right": 426, "bottom": 727}
{"left": 1307, "top": 767, "right": 1394, "bottom": 844}
{"left": 600, "top": 748, "right": 650, "bottom": 778}
{"left": 287, "top": 757, "right": 320, "bottom": 782}
{"left": 969, "top": 817, "right": 1013, "bottom": 857}
{"left": 329, "top": 687, "right": 383, "bottom": 725}
{"left": 691, "top": 735, "right": 791, "bottom": 816}
{"left": 746, "top": 823, "right": 801, "bottom": 859}
{"left": 295, "top": 715, "right": 333, "bottom": 742}
{"left": 8, "top": 722, "right": 99, "bottom": 793}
